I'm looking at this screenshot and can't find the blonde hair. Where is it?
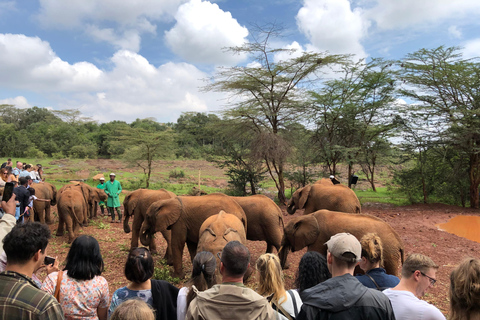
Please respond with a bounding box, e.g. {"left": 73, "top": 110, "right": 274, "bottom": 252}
{"left": 110, "top": 299, "right": 155, "bottom": 320}
{"left": 360, "top": 233, "right": 384, "bottom": 265}
{"left": 401, "top": 253, "right": 438, "bottom": 278}
{"left": 256, "top": 254, "right": 287, "bottom": 304}
{"left": 450, "top": 258, "right": 480, "bottom": 320}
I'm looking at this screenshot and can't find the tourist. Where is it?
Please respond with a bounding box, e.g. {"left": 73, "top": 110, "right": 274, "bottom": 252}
{"left": 383, "top": 253, "right": 445, "bottom": 320}
{"left": 110, "top": 299, "right": 155, "bottom": 320}
{"left": 105, "top": 173, "right": 122, "bottom": 223}
{"left": 109, "top": 247, "right": 179, "bottom": 320}
{"left": 295, "top": 251, "right": 331, "bottom": 295}
{"left": 41, "top": 235, "right": 109, "bottom": 320}
{"left": 356, "top": 233, "right": 400, "bottom": 290}
{"left": 0, "top": 221, "right": 64, "bottom": 319}
{"left": 96, "top": 177, "right": 106, "bottom": 216}
{"left": 449, "top": 257, "right": 480, "bottom": 320}
{"left": 12, "top": 161, "right": 23, "bottom": 177}
{"left": 256, "top": 253, "right": 302, "bottom": 320}
{"left": 13, "top": 176, "right": 31, "bottom": 222}
{"left": 297, "top": 233, "right": 395, "bottom": 320}
{"left": 177, "top": 251, "right": 217, "bottom": 320}
{"left": 186, "top": 241, "right": 274, "bottom": 320}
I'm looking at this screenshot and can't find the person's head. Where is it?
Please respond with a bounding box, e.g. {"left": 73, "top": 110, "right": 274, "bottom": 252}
{"left": 256, "top": 253, "right": 286, "bottom": 303}
{"left": 326, "top": 233, "right": 361, "bottom": 273}
{"left": 359, "top": 233, "right": 383, "bottom": 272}
{"left": 7, "top": 158, "right": 11, "bottom": 164}
{"left": 110, "top": 173, "right": 116, "bottom": 181}
{"left": 110, "top": 299, "right": 155, "bottom": 320}
{"left": 295, "top": 251, "right": 331, "bottom": 293}
{"left": 220, "top": 241, "right": 250, "bottom": 278}
{"left": 29, "top": 188, "right": 36, "bottom": 196}
{"left": 124, "top": 247, "right": 154, "bottom": 284}
{"left": 187, "top": 251, "right": 217, "bottom": 306}
{"left": 449, "top": 258, "right": 480, "bottom": 320}
{"left": 99, "top": 177, "right": 105, "bottom": 184}
{"left": 24, "top": 164, "right": 32, "bottom": 171}
{"left": 18, "top": 176, "right": 29, "bottom": 186}
{"left": 0, "top": 168, "right": 7, "bottom": 179}
{"left": 16, "top": 161, "right": 22, "bottom": 169}
{"left": 3, "top": 222, "right": 51, "bottom": 270}
{"left": 401, "top": 253, "right": 438, "bottom": 297}
{"left": 65, "top": 235, "right": 104, "bottom": 281}
{"left": 5, "top": 166, "right": 12, "bottom": 174}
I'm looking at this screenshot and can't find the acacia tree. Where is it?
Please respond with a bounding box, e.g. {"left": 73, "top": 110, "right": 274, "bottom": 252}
{"left": 204, "top": 25, "right": 346, "bottom": 202}
{"left": 400, "top": 46, "right": 480, "bottom": 208}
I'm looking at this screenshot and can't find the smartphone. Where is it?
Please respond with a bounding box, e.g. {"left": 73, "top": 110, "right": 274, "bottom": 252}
{"left": 44, "top": 256, "right": 56, "bottom": 266}
{"left": 2, "top": 182, "right": 14, "bottom": 202}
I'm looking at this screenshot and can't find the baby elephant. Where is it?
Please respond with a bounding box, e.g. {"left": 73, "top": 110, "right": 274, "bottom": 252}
{"left": 197, "top": 210, "right": 247, "bottom": 264}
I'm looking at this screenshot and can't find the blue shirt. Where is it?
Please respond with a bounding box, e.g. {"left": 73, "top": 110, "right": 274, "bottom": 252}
{"left": 108, "top": 286, "right": 153, "bottom": 319}
{"left": 356, "top": 268, "right": 400, "bottom": 290}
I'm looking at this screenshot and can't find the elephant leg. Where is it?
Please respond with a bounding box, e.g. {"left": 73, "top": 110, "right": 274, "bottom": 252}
{"left": 130, "top": 214, "right": 142, "bottom": 250}
{"left": 82, "top": 206, "right": 89, "bottom": 226}
{"left": 186, "top": 239, "right": 197, "bottom": 263}
{"left": 171, "top": 233, "right": 187, "bottom": 279}
{"left": 65, "top": 212, "right": 75, "bottom": 243}
{"left": 266, "top": 243, "right": 274, "bottom": 254}
{"left": 45, "top": 205, "right": 53, "bottom": 225}
{"left": 160, "top": 230, "right": 172, "bottom": 265}
{"left": 56, "top": 210, "right": 65, "bottom": 237}
{"left": 36, "top": 204, "right": 45, "bottom": 224}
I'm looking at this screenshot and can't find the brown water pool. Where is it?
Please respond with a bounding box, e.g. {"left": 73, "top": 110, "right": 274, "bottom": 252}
{"left": 437, "top": 215, "right": 480, "bottom": 243}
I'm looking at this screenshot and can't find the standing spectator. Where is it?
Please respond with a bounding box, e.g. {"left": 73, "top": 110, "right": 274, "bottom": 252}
{"left": 41, "top": 235, "right": 109, "bottom": 320}
{"left": 186, "top": 241, "right": 274, "bottom": 320}
{"left": 13, "top": 176, "right": 31, "bottom": 223}
{"left": 356, "top": 233, "right": 400, "bottom": 290}
{"left": 383, "top": 253, "right": 445, "bottom": 320}
{"left": 110, "top": 300, "right": 155, "bottom": 320}
{"left": 0, "top": 194, "right": 17, "bottom": 253}
{"left": 0, "top": 168, "right": 7, "bottom": 187}
{"left": 109, "top": 247, "right": 179, "bottom": 320}
{"left": 0, "top": 221, "right": 64, "bottom": 320}
{"left": 297, "top": 233, "right": 395, "bottom": 320}
{"left": 12, "top": 161, "right": 23, "bottom": 177}
{"left": 0, "top": 158, "right": 12, "bottom": 169}
{"left": 36, "top": 164, "right": 44, "bottom": 181}
{"left": 449, "top": 258, "right": 480, "bottom": 320}
{"left": 295, "top": 251, "right": 331, "bottom": 295}
{"left": 96, "top": 177, "right": 106, "bottom": 216}
{"left": 5, "top": 166, "right": 16, "bottom": 184}
{"left": 104, "top": 173, "right": 122, "bottom": 223}
{"left": 177, "top": 251, "right": 217, "bottom": 320}
{"left": 256, "top": 253, "right": 302, "bottom": 320}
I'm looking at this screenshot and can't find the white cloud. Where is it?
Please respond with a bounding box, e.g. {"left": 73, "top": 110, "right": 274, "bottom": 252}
{"left": 463, "top": 38, "right": 480, "bottom": 59}
{"left": 273, "top": 41, "right": 305, "bottom": 63}
{"left": 36, "top": 0, "right": 185, "bottom": 51}
{"left": 365, "top": 0, "right": 480, "bottom": 30}
{"left": 448, "top": 26, "right": 462, "bottom": 39}
{"left": 0, "top": 96, "right": 32, "bottom": 109}
{"left": 165, "top": 0, "right": 249, "bottom": 65}
{"left": 0, "top": 33, "right": 221, "bottom": 123}
{"left": 296, "top": 0, "right": 369, "bottom": 58}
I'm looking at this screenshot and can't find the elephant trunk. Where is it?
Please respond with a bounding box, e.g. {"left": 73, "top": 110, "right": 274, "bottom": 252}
{"left": 287, "top": 202, "right": 296, "bottom": 215}
{"left": 140, "top": 223, "right": 152, "bottom": 246}
{"left": 123, "top": 214, "right": 131, "bottom": 233}
{"left": 278, "top": 235, "right": 291, "bottom": 269}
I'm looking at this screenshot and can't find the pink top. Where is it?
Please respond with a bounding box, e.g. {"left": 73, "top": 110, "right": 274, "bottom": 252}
{"left": 41, "top": 270, "right": 109, "bottom": 320}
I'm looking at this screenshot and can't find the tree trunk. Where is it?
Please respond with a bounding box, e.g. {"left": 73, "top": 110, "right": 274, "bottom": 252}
{"left": 420, "top": 150, "right": 427, "bottom": 204}
{"left": 277, "top": 166, "right": 287, "bottom": 204}
{"left": 469, "top": 154, "right": 480, "bottom": 208}
{"left": 348, "top": 163, "right": 353, "bottom": 188}
{"left": 250, "top": 176, "right": 256, "bottom": 195}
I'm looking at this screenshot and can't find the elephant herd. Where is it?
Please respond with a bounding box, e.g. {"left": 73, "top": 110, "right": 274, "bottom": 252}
{"left": 45, "top": 179, "right": 404, "bottom": 280}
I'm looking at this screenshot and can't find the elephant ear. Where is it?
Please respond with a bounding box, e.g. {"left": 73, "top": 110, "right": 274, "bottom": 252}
{"left": 291, "top": 215, "right": 320, "bottom": 252}
{"left": 150, "top": 198, "right": 182, "bottom": 232}
{"left": 78, "top": 183, "right": 91, "bottom": 206}
{"left": 297, "top": 185, "right": 311, "bottom": 210}
{"left": 50, "top": 184, "right": 57, "bottom": 206}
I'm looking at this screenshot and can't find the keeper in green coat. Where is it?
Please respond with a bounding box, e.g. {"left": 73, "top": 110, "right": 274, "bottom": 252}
{"left": 104, "top": 173, "right": 122, "bottom": 223}
{"left": 96, "top": 177, "right": 106, "bottom": 216}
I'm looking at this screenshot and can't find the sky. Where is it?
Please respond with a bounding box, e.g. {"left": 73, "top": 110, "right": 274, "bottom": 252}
{"left": 0, "top": 0, "right": 479, "bottom": 124}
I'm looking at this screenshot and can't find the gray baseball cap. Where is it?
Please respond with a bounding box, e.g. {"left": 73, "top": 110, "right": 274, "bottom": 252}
{"left": 325, "top": 232, "right": 361, "bottom": 263}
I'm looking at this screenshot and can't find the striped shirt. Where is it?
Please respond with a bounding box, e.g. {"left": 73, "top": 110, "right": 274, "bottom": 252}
{"left": 0, "top": 270, "right": 64, "bottom": 320}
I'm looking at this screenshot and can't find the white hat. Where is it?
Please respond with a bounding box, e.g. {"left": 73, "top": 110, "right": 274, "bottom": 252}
{"left": 99, "top": 177, "right": 105, "bottom": 180}
{"left": 325, "top": 233, "right": 361, "bottom": 263}
{"left": 109, "top": 173, "right": 116, "bottom": 176}
{"left": 329, "top": 175, "right": 335, "bottom": 179}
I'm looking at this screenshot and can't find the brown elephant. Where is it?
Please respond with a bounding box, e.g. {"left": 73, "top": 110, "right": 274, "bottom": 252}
{"left": 57, "top": 183, "right": 107, "bottom": 224}
{"left": 123, "top": 188, "right": 176, "bottom": 257}
{"left": 56, "top": 187, "right": 88, "bottom": 243}
{"left": 278, "top": 210, "right": 404, "bottom": 276}
{"left": 197, "top": 210, "right": 247, "bottom": 261}
{"left": 230, "top": 195, "right": 284, "bottom": 253}
{"left": 140, "top": 193, "right": 247, "bottom": 278}
{"left": 287, "top": 183, "right": 361, "bottom": 215}
{"left": 32, "top": 182, "right": 57, "bottom": 224}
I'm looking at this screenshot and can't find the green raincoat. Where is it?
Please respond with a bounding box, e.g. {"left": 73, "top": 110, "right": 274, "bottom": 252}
{"left": 96, "top": 182, "right": 106, "bottom": 206}
{"left": 104, "top": 179, "right": 122, "bottom": 208}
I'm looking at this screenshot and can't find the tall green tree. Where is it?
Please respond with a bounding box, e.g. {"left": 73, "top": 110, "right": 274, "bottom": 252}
{"left": 400, "top": 46, "right": 480, "bottom": 208}
{"left": 204, "top": 24, "right": 346, "bottom": 202}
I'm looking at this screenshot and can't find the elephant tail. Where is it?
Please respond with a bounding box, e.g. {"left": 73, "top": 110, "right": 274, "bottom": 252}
{"left": 278, "top": 235, "right": 291, "bottom": 269}
{"left": 400, "top": 246, "right": 405, "bottom": 265}
{"left": 67, "top": 205, "right": 84, "bottom": 228}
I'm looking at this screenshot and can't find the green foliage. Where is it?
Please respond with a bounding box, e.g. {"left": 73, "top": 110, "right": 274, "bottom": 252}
{"left": 153, "top": 260, "right": 180, "bottom": 284}
{"left": 169, "top": 169, "right": 185, "bottom": 179}
{"left": 89, "top": 219, "right": 110, "bottom": 230}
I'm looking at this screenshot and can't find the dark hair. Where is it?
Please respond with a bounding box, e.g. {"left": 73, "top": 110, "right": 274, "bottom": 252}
{"left": 187, "top": 251, "right": 217, "bottom": 307}
{"left": 18, "top": 176, "right": 29, "bottom": 186}
{"left": 29, "top": 188, "right": 36, "bottom": 196}
{"left": 125, "top": 247, "right": 154, "bottom": 283}
{"left": 295, "top": 251, "right": 331, "bottom": 293}
{"left": 5, "top": 166, "right": 12, "bottom": 174}
{"left": 65, "top": 235, "right": 104, "bottom": 281}
{"left": 221, "top": 241, "right": 250, "bottom": 277}
{"left": 24, "top": 164, "right": 31, "bottom": 170}
{"left": 3, "top": 222, "right": 50, "bottom": 264}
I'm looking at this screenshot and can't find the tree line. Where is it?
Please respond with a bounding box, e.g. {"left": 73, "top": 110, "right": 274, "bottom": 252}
{"left": 1, "top": 28, "right": 479, "bottom": 208}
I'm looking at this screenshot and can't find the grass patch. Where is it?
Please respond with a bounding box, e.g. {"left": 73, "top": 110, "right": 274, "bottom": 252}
{"left": 355, "top": 187, "right": 409, "bottom": 206}
{"left": 153, "top": 260, "right": 180, "bottom": 284}
{"left": 90, "top": 219, "right": 110, "bottom": 230}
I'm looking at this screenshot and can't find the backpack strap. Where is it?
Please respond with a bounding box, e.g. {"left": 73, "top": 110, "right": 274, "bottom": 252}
{"left": 54, "top": 271, "right": 63, "bottom": 302}
{"left": 365, "top": 273, "right": 381, "bottom": 290}
{"left": 271, "top": 300, "right": 294, "bottom": 320}
{"left": 287, "top": 290, "right": 298, "bottom": 317}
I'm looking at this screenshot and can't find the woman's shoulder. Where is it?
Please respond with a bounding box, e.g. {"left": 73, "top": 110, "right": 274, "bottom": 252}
{"left": 178, "top": 286, "right": 189, "bottom": 296}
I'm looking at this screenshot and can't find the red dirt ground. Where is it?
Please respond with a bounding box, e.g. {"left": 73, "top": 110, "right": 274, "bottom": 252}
{"left": 37, "top": 200, "right": 480, "bottom": 317}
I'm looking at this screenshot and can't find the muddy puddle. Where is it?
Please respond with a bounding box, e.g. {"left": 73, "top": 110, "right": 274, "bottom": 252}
{"left": 437, "top": 215, "right": 480, "bottom": 243}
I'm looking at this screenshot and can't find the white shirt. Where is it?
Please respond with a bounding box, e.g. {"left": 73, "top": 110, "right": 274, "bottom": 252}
{"left": 383, "top": 289, "right": 446, "bottom": 320}
{"left": 177, "top": 286, "right": 189, "bottom": 320}
{"left": 273, "top": 289, "right": 303, "bottom": 320}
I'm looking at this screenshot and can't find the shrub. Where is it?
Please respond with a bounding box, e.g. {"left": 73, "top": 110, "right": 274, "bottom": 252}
{"left": 153, "top": 260, "right": 180, "bottom": 284}
{"left": 169, "top": 169, "right": 185, "bottom": 179}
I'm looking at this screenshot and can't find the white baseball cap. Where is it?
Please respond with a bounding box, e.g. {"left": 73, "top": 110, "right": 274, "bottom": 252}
{"left": 109, "top": 173, "right": 116, "bottom": 176}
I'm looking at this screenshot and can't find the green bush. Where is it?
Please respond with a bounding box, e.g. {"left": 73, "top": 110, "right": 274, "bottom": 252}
{"left": 169, "top": 169, "right": 185, "bottom": 179}
{"left": 153, "top": 260, "right": 180, "bottom": 284}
